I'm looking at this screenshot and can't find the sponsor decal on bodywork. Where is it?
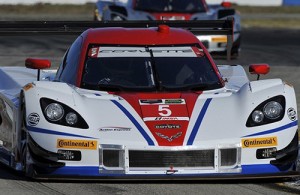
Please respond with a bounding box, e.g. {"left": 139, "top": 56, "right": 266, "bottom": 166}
{"left": 211, "top": 36, "right": 228, "bottom": 43}
{"left": 144, "top": 117, "right": 189, "bottom": 121}
{"left": 27, "top": 113, "right": 40, "bottom": 126}
{"left": 164, "top": 99, "right": 185, "bottom": 104}
{"left": 57, "top": 139, "right": 97, "bottom": 150}
{"left": 156, "top": 132, "right": 182, "bottom": 142}
{"left": 23, "top": 83, "right": 34, "bottom": 91}
{"left": 88, "top": 47, "right": 99, "bottom": 58}
{"left": 155, "top": 124, "right": 181, "bottom": 129}
{"left": 140, "top": 99, "right": 163, "bottom": 104}
{"left": 99, "top": 127, "right": 131, "bottom": 132}
{"left": 139, "top": 99, "right": 186, "bottom": 105}
{"left": 89, "top": 46, "right": 199, "bottom": 58}
{"left": 287, "top": 108, "right": 297, "bottom": 121}
{"left": 242, "top": 137, "right": 277, "bottom": 148}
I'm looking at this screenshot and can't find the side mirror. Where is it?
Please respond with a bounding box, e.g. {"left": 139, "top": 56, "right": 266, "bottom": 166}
{"left": 221, "top": 1, "right": 232, "bottom": 8}
{"left": 25, "top": 58, "right": 51, "bottom": 81}
{"left": 249, "top": 64, "right": 270, "bottom": 80}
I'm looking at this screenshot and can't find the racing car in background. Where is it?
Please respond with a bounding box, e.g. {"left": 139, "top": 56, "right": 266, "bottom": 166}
{"left": 94, "top": 0, "right": 241, "bottom": 56}
{"left": 0, "top": 20, "right": 298, "bottom": 180}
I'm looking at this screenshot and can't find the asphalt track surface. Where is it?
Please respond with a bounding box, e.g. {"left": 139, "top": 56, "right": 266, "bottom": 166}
{"left": 0, "top": 27, "right": 300, "bottom": 194}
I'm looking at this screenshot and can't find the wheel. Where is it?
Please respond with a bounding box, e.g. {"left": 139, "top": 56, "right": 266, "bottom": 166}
{"left": 19, "top": 97, "right": 35, "bottom": 178}
{"left": 231, "top": 35, "right": 241, "bottom": 58}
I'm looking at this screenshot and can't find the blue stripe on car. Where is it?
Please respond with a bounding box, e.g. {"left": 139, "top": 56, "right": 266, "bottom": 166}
{"left": 27, "top": 126, "right": 96, "bottom": 139}
{"left": 51, "top": 166, "right": 100, "bottom": 176}
{"left": 44, "top": 164, "right": 286, "bottom": 177}
{"left": 111, "top": 100, "right": 155, "bottom": 146}
{"left": 241, "top": 164, "right": 291, "bottom": 174}
{"left": 187, "top": 98, "right": 212, "bottom": 146}
{"left": 243, "top": 120, "right": 298, "bottom": 137}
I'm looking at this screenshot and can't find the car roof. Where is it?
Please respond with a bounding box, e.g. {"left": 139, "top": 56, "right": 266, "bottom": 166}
{"left": 75, "top": 25, "right": 211, "bottom": 86}
{"left": 82, "top": 25, "right": 201, "bottom": 45}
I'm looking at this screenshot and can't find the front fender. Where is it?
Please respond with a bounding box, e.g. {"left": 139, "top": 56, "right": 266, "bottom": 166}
{"left": 23, "top": 81, "right": 76, "bottom": 111}
{"left": 22, "top": 81, "right": 77, "bottom": 130}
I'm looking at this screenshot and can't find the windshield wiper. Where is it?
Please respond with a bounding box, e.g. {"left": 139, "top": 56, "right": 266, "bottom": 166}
{"left": 148, "top": 48, "right": 163, "bottom": 91}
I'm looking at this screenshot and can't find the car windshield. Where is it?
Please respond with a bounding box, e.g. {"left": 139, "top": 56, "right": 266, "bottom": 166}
{"left": 134, "top": 0, "right": 206, "bottom": 13}
{"left": 81, "top": 46, "right": 222, "bottom": 91}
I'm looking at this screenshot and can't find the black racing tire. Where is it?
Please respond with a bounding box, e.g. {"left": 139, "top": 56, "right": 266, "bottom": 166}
{"left": 20, "top": 96, "right": 35, "bottom": 178}
{"left": 209, "top": 35, "right": 241, "bottom": 59}
{"left": 231, "top": 35, "right": 241, "bottom": 58}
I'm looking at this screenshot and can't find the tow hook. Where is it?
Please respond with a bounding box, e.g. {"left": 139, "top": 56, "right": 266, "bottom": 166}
{"left": 166, "top": 166, "right": 178, "bottom": 175}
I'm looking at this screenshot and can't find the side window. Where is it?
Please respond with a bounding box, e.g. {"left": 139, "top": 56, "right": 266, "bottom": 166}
{"left": 55, "top": 49, "right": 69, "bottom": 80}
{"left": 59, "top": 36, "right": 83, "bottom": 85}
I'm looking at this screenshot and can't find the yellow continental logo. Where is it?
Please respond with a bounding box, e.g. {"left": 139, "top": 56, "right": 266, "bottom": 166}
{"left": 57, "top": 139, "right": 97, "bottom": 150}
{"left": 242, "top": 137, "right": 277, "bottom": 148}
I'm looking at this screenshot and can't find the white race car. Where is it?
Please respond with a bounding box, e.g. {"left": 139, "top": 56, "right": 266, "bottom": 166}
{"left": 94, "top": 0, "right": 241, "bottom": 56}
{"left": 0, "top": 20, "right": 298, "bottom": 180}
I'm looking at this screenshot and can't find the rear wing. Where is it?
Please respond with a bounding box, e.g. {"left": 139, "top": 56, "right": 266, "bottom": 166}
{"left": 0, "top": 18, "right": 234, "bottom": 60}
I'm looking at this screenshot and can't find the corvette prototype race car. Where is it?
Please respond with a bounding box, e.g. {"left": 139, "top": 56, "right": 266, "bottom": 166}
{"left": 0, "top": 20, "right": 298, "bottom": 180}
{"left": 94, "top": 0, "right": 241, "bottom": 56}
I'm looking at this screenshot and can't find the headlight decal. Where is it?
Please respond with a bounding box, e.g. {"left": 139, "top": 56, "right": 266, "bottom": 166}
{"left": 40, "top": 98, "right": 89, "bottom": 129}
{"left": 45, "top": 103, "right": 64, "bottom": 121}
{"left": 263, "top": 101, "right": 283, "bottom": 120}
{"left": 246, "top": 95, "right": 286, "bottom": 127}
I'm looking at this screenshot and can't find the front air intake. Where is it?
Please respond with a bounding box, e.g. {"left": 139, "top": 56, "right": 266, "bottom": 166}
{"left": 129, "top": 150, "right": 215, "bottom": 168}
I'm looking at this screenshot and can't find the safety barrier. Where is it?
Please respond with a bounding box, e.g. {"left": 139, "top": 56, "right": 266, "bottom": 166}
{"left": 0, "top": 0, "right": 299, "bottom": 6}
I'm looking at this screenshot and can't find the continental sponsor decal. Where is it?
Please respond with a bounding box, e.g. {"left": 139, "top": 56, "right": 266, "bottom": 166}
{"left": 57, "top": 139, "right": 97, "bottom": 150}
{"left": 242, "top": 137, "right": 277, "bottom": 148}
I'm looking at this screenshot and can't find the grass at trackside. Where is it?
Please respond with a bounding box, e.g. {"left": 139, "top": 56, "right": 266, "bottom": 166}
{"left": 233, "top": 5, "right": 300, "bottom": 28}
{"left": 0, "top": 4, "right": 300, "bottom": 28}
{"left": 233, "top": 5, "right": 300, "bottom": 14}
{"left": 242, "top": 18, "right": 300, "bottom": 28}
{"left": 238, "top": 5, "right": 300, "bottom": 14}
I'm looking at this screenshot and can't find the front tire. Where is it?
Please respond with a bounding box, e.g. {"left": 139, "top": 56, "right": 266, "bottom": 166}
{"left": 20, "top": 98, "right": 35, "bottom": 178}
